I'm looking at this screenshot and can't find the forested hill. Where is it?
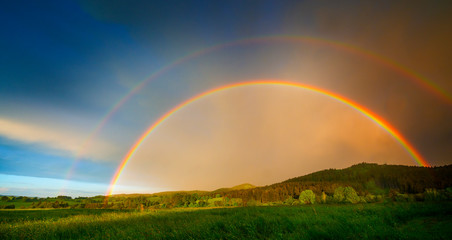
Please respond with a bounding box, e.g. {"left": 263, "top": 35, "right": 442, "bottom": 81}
{"left": 216, "top": 163, "right": 452, "bottom": 202}
{"left": 281, "top": 163, "right": 452, "bottom": 193}
{"left": 2, "top": 163, "right": 452, "bottom": 209}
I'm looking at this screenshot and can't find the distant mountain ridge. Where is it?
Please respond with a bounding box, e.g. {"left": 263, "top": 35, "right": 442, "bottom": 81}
{"left": 213, "top": 183, "right": 256, "bottom": 193}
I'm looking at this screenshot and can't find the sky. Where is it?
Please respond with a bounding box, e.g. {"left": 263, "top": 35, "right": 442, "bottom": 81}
{"left": 1, "top": 0, "right": 451, "bottom": 197}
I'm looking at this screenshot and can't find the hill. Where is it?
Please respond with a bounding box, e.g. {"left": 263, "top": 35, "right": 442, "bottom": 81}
{"left": 213, "top": 183, "right": 256, "bottom": 193}
{"left": 113, "top": 190, "right": 209, "bottom": 198}
{"left": 231, "top": 183, "right": 256, "bottom": 190}
{"left": 216, "top": 163, "right": 452, "bottom": 203}
{"left": 283, "top": 163, "right": 452, "bottom": 193}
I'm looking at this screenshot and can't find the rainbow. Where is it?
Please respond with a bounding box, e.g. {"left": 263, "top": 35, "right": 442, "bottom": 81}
{"left": 75, "top": 36, "right": 447, "bottom": 173}
{"left": 93, "top": 36, "right": 451, "bottom": 152}
{"left": 105, "top": 80, "right": 430, "bottom": 196}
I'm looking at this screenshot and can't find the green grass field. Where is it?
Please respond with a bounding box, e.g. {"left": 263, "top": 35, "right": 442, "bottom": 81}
{"left": 1, "top": 202, "right": 451, "bottom": 239}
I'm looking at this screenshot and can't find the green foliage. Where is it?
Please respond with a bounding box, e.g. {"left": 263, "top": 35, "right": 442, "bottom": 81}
{"left": 285, "top": 163, "right": 452, "bottom": 195}
{"left": 320, "top": 192, "right": 327, "bottom": 203}
{"left": 334, "top": 187, "right": 345, "bottom": 202}
{"left": 395, "top": 193, "right": 414, "bottom": 202}
{"left": 57, "top": 195, "right": 72, "bottom": 200}
{"left": 284, "top": 196, "right": 295, "bottom": 205}
{"left": 299, "top": 190, "right": 316, "bottom": 204}
{"left": 364, "top": 180, "right": 386, "bottom": 195}
{"left": 364, "top": 194, "right": 376, "bottom": 203}
{"left": 246, "top": 199, "right": 262, "bottom": 207}
{"left": 343, "top": 187, "right": 360, "bottom": 203}
{"left": 424, "top": 188, "right": 449, "bottom": 201}
{"left": 333, "top": 187, "right": 359, "bottom": 203}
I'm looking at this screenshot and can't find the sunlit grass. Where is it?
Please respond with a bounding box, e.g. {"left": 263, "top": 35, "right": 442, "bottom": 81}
{"left": 1, "top": 202, "right": 451, "bottom": 239}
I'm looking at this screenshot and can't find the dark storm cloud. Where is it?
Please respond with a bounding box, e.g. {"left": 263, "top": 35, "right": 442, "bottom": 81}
{"left": 79, "top": 0, "right": 292, "bottom": 57}
{"left": 300, "top": 0, "right": 452, "bottom": 165}
{"left": 0, "top": 0, "right": 137, "bottom": 112}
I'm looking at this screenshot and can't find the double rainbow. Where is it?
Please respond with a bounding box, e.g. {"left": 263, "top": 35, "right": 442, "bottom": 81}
{"left": 106, "top": 80, "right": 430, "bottom": 196}
{"left": 65, "top": 35, "right": 446, "bottom": 190}
{"left": 74, "top": 35, "right": 449, "bottom": 167}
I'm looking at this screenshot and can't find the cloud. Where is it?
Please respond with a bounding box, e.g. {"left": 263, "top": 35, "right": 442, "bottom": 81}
{"left": 0, "top": 117, "right": 118, "bottom": 161}
{"left": 0, "top": 174, "right": 163, "bottom": 197}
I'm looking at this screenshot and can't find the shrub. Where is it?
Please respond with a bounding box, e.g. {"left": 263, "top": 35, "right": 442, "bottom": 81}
{"left": 425, "top": 188, "right": 448, "bottom": 201}
{"left": 334, "top": 187, "right": 345, "bottom": 202}
{"left": 364, "top": 194, "right": 376, "bottom": 203}
{"left": 320, "top": 192, "right": 327, "bottom": 204}
{"left": 333, "top": 187, "right": 360, "bottom": 203}
{"left": 299, "top": 190, "right": 316, "bottom": 204}
{"left": 343, "top": 187, "right": 360, "bottom": 203}
{"left": 284, "top": 196, "right": 295, "bottom": 205}
{"left": 395, "top": 193, "right": 414, "bottom": 202}
{"left": 246, "top": 199, "right": 260, "bottom": 207}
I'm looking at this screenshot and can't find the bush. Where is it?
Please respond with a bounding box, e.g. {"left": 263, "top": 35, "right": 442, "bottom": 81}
{"left": 333, "top": 187, "right": 360, "bottom": 203}
{"left": 246, "top": 199, "right": 261, "bottom": 207}
{"left": 320, "top": 192, "right": 327, "bottom": 204}
{"left": 364, "top": 194, "right": 376, "bottom": 203}
{"left": 395, "top": 193, "right": 414, "bottom": 202}
{"left": 424, "top": 188, "right": 448, "bottom": 201}
{"left": 299, "top": 190, "right": 316, "bottom": 204}
{"left": 334, "top": 187, "right": 345, "bottom": 202}
{"left": 284, "top": 196, "right": 295, "bottom": 205}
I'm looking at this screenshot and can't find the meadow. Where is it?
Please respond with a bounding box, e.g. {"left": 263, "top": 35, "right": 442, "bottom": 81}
{"left": 1, "top": 202, "right": 451, "bottom": 240}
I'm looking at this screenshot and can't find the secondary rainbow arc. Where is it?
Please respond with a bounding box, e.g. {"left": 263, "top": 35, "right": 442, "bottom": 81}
{"left": 75, "top": 35, "right": 449, "bottom": 168}
{"left": 106, "top": 80, "right": 429, "bottom": 196}
{"left": 67, "top": 35, "right": 446, "bottom": 192}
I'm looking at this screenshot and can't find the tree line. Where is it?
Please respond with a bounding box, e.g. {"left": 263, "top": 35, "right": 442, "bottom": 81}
{"left": 1, "top": 163, "right": 451, "bottom": 209}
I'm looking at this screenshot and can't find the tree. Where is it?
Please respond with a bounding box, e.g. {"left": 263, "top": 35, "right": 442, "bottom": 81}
{"left": 197, "top": 200, "right": 207, "bottom": 207}
{"left": 334, "top": 187, "right": 345, "bottom": 202}
{"left": 320, "top": 192, "right": 327, "bottom": 203}
{"left": 333, "top": 186, "right": 359, "bottom": 203}
{"left": 299, "top": 190, "right": 315, "bottom": 204}
{"left": 3, "top": 204, "right": 15, "bottom": 209}
{"left": 284, "top": 196, "right": 295, "bottom": 205}
{"left": 343, "top": 187, "right": 360, "bottom": 203}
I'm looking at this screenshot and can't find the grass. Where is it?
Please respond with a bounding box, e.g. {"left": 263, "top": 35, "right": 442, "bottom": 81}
{"left": 1, "top": 202, "right": 451, "bottom": 239}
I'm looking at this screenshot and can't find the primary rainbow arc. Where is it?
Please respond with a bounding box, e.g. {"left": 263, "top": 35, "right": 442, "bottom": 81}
{"left": 64, "top": 35, "right": 446, "bottom": 195}
{"left": 106, "top": 80, "right": 429, "bottom": 196}
{"left": 73, "top": 35, "right": 447, "bottom": 173}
